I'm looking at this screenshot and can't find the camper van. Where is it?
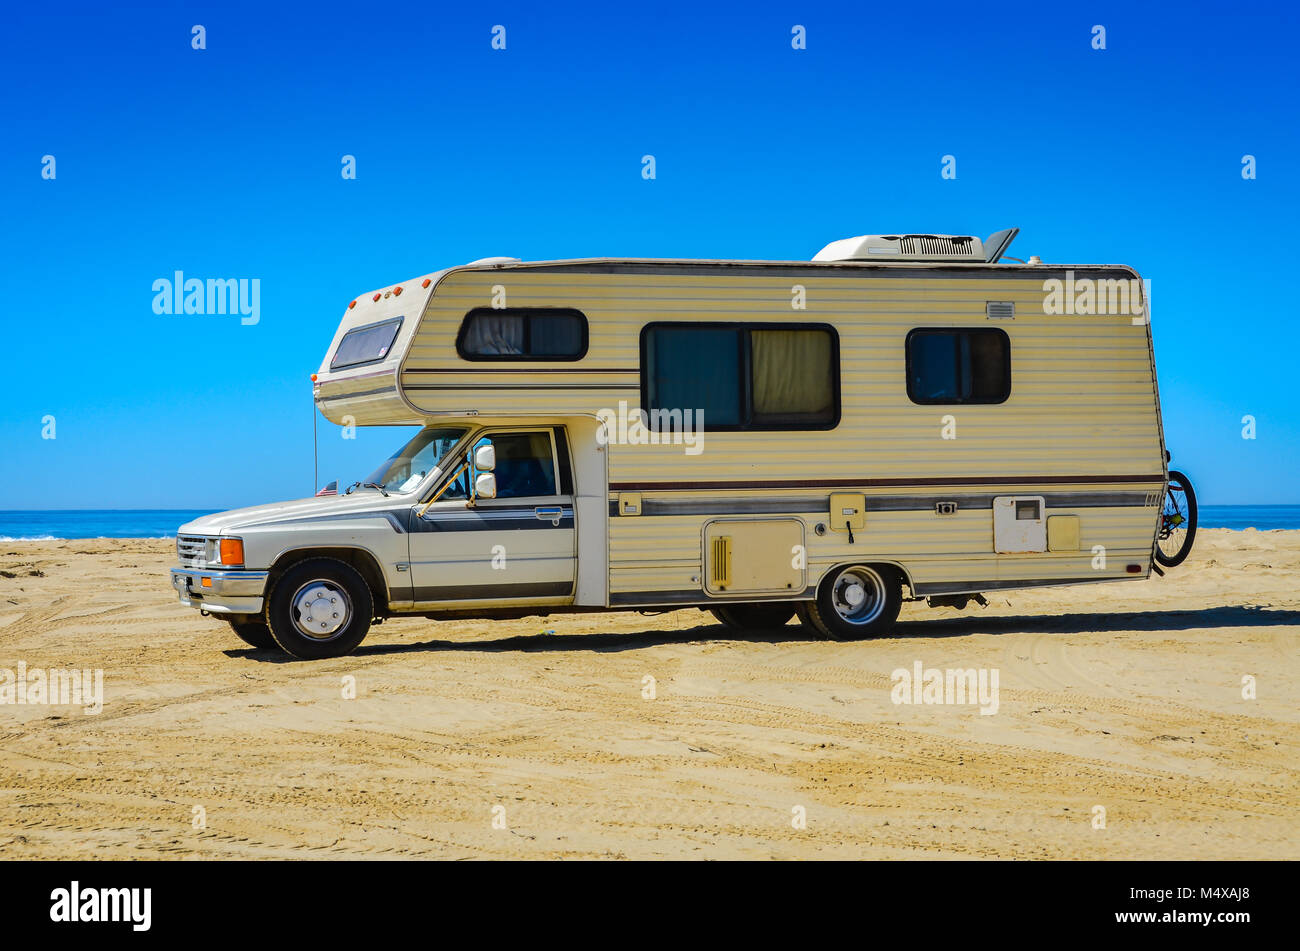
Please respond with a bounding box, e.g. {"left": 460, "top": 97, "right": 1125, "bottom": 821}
{"left": 171, "top": 230, "right": 1198, "bottom": 659}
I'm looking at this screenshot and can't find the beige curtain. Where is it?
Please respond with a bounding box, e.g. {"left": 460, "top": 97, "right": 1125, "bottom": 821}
{"left": 751, "top": 330, "right": 833, "bottom": 417}
{"left": 464, "top": 314, "right": 525, "bottom": 355}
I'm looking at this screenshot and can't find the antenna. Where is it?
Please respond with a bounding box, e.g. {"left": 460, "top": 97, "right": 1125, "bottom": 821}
{"left": 311, "top": 375, "right": 319, "bottom": 495}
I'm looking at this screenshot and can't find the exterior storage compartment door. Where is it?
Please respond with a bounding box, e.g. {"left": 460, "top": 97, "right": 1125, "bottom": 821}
{"left": 703, "top": 518, "right": 805, "bottom": 595}
{"left": 992, "top": 496, "right": 1047, "bottom": 553}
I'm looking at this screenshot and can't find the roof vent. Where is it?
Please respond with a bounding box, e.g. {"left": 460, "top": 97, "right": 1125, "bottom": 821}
{"left": 814, "top": 228, "right": 1019, "bottom": 263}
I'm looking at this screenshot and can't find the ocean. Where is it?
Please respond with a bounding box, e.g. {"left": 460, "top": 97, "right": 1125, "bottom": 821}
{"left": 1, "top": 505, "right": 1299, "bottom": 539}
{"left": 0, "top": 510, "right": 218, "bottom": 540}
{"left": 1198, "top": 505, "right": 1300, "bottom": 531}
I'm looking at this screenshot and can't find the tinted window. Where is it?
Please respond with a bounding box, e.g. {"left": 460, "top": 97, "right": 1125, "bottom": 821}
{"left": 366, "top": 426, "right": 466, "bottom": 493}
{"left": 457, "top": 308, "right": 587, "bottom": 361}
{"left": 906, "top": 328, "right": 1010, "bottom": 404}
{"left": 645, "top": 325, "right": 743, "bottom": 427}
{"left": 484, "top": 432, "right": 557, "bottom": 499}
{"left": 331, "top": 317, "right": 402, "bottom": 370}
{"left": 641, "top": 323, "right": 839, "bottom": 431}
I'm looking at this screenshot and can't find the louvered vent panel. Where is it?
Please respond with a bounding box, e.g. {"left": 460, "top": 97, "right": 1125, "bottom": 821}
{"left": 710, "top": 536, "right": 732, "bottom": 589}
{"left": 898, "top": 235, "right": 975, "bottom": 256}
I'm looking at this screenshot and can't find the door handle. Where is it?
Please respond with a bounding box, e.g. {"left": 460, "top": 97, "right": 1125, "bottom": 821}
{"left": 535, "top": 507, "right": 563, "bottom": 525}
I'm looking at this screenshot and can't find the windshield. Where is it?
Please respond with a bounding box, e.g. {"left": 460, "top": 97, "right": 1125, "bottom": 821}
{"left": 364, "top": 427, "right": 467, "bottom": 494}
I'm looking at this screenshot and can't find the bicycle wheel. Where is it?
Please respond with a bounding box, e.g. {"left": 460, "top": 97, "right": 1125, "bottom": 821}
{"left": 1154, "top": 469, "right": 1197, "bottom": 568}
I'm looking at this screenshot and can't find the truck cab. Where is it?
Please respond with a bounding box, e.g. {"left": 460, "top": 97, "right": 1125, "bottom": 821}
{"left": 172, "top": 419, "right": 602, "bottom": 658}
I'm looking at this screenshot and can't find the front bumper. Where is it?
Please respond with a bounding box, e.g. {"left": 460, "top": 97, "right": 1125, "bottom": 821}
{"left": 170, "top": 567, "right": 269, "bottom": 615}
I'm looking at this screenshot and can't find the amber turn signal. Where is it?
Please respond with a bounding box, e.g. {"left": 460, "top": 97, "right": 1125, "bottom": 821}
{"left": 219, "top": 538, "right": 245, "bottom": 566}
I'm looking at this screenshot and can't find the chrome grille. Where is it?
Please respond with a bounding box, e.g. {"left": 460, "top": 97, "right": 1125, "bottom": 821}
{"left": 177, "top": 535, "right": 208, "bottom": 566}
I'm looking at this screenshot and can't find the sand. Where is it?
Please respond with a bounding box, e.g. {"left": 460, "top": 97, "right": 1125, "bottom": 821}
{"left": 0, "top": 529, "right": 1295, "bottom": 859}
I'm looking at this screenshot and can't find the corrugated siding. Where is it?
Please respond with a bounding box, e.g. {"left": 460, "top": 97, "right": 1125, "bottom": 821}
{"left": 607, "top": 497, "right": 1159, "bottom": 595}
{"left": 404, "top": 268, "right": 1162, "bottom": 478}
{"left": 402, "top": 265, "right": 1163, "bottom": 597}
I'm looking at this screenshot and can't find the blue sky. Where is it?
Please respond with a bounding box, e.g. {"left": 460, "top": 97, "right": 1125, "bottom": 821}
{"left": 1, "top": 0, "right": 1295, "bottom": 508}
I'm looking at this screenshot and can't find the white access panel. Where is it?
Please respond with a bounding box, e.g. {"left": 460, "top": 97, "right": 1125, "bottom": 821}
{"left": 993, "top": 496, "right": 1047, "bottom": 553}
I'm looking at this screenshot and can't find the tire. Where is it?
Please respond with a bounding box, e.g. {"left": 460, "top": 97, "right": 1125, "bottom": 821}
{"left": 1154, "top": 469, "right": 1198, "bottom": 568}
{"left": 266, "top": 558, "right": 374, "bottom": 660}
{"left": 709, "top": 603, "right": 797, "bottom": 631}
{"left": 801, "top": 564, "right": 902, "bottom": 641}
{"left": 227, "top": 618, "right": 276, "bottom": 650}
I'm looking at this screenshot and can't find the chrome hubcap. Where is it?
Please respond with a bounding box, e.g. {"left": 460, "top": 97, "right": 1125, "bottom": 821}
{"left": 830, "top": 567, "right": 886, "bottom": 625}
{"left": 291, "top": 580, "right": 351, "bottom": 640}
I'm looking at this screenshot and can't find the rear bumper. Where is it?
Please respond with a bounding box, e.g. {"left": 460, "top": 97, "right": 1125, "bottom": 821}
{"left": 170, "top": 567, "right": 269, "bottom": 615}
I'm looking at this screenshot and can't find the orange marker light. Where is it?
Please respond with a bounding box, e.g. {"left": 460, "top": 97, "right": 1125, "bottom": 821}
{"left": 310, "top": 373, "right": 318, "bottom": 382}
{"left": 219, "top": 538, "right": 245, "bottom": 566}
{"left": 201, "top": 577, "right": 212, "bottom": 588}
{"left": 394, "top": 286, "right": 403, "bottom": 295}
{"left": 422, "top": 278, "right": 431, "bottom": 288}
{"left": 372, "top": 293, "right": 381, "bottom": 301}
{"left": 348, "top": 300, "right": 356, "bottom": 309}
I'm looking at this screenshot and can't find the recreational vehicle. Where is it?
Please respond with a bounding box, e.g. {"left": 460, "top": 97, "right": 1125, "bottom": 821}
{"left": 171, "top": 230, "right": 1198, "bottom": 659}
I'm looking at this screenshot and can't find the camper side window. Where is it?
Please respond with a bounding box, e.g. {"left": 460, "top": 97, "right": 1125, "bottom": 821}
{"left": 905, "top": 328, "right": 1010, "bottom": 404}
{"left": 457, "top": 308, "right": 587, "bottom": 361}
{"left": 331, "top": 317, "right": 403, "bottom": 371}
{"left": 641, "top": 323, "right": 839, "bottom": 431}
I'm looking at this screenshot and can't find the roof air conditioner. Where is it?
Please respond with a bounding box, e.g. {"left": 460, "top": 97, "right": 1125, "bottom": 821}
{"left": 813, "top": 228, "right": 1019, "bottom": 263}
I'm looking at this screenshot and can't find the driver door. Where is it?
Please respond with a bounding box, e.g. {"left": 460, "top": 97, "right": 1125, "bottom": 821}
{"left": 407, "top": 428, "right": 576, "bottom": 608}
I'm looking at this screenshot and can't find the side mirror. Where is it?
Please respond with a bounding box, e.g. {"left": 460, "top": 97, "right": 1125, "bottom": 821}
{"left": 474, "top": 442, "right": 496, "bottom": 472}
{"left": 474, "top": 472, "right": 497, "bottom": 500}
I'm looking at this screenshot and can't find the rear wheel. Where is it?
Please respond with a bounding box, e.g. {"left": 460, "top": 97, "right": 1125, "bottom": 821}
{"left": 800, "top": 564, "right": 902, "bottom": 641}
{"left": 1154, "top": 469, "right": 1198, "bottom": 568}
{"left": 709, "top": 603, "right": 796, "bottom": 631}
{"left": 266, "top": 558, "right": 374, "bottom": 660}
{"left": 226, "top": 617, "right": 275, "bottom": 650}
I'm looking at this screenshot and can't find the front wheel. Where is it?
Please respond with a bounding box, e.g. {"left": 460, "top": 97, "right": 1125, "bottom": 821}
{"left": 226, "top": 617, "right": 276, "bottom": 650}
{"left": 799, "top": 564, "right": 902, "bottom": 641}
{"left": 1154, "top": 469, "right": 1198, "bottom": 568}
{"left": 266, "top": 558, "right": 374, "bottom": 659}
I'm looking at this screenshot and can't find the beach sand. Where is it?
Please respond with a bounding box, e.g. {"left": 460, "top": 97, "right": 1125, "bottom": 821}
{"left": 0, "top": 529, "right": 1295, "bottom": 859}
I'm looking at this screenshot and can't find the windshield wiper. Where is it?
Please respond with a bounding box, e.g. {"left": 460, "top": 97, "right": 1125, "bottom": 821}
{"left": 344, "top": 481, "right": 390, "bottom": 497}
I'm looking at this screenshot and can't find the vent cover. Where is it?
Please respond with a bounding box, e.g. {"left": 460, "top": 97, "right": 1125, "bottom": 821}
{"left": 898, "top": 235, "right": 975, "bottom": 256}
{"left": 710, "top": 536, "right": 732, "bottom": 589}
{"left": 986, "top": 301, "right": 1015, "bottom": 319}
